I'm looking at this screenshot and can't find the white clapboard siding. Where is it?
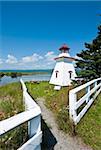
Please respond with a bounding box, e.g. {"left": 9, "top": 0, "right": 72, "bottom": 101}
{"left": 69, "top": 78, "right": 101, "bottom": 125}
{"left": 0, "top": 79, "right": 42, "bottom": 150}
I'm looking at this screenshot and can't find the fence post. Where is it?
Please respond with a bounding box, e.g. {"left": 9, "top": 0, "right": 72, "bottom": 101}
{"left": 69, "top": 91, "right": 77, "bottom": 135}
{"left": 28, "top": 115, "right": 41, "bottom": 138}
{"left": 28, "top": 115, "right": 41, "bottom": 149}
{"left": 94, "top": 81, "right": 97, "bottom": 87}
{"left": 20, "top": 79, "right": 42, "bottom": 149}
{"left": 86, "top": 85, "right": 90, "bottom": 103}
{"left": 69, "top": 91, "right": 77, "bottom": 121}
{"left": 69, "top": 78, "right": 101, "bottom": 126}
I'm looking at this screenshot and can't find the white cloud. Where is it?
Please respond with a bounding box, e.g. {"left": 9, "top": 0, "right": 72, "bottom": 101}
{"left": 0, "top": 58, "right": 3, "bottom": 64}
{"left": 21, "top": 53, "right": 43, "bottom": 63}
{"left": 6, "top": 54, "right": 18, "bottom": 64}
{"left": 45, "top": 51, "right": 56, "bottom": 62}
{"left": 45, "top": 51, "right": 54, "bottom": 57}
{"left": 20, "top": 51, "right": 56, "bottom": 69}
{"left": 1, "top": 51, "right": 57, "bottom": 69}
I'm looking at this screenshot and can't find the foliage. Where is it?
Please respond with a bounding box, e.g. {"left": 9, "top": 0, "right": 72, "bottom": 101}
{"left": 26, "top": 82, "right": 73, "bottom": 134}
{"left": 76, "top": 94, "right": 101, "bottom": 150}
{"left": 0, "top": 82, "right": 23, "bottom": 120}
{"left": 0, "top": 83, "right": 27, "bottom": 149}
{"left": 0, "top": 71, "right": 51, "bottom": 79}
{"left": 0, "top": 73, "right": 5, "bottom": 79}
{"left": 0, "top": 123, "right": 28, "bottom": 150}
{"left": 76, "top": 25, "right": 101, "bottom": 81}
{"left": 0, "top": 81, "right": 101, "bottom": 150}
{"left": 26, "top": 82, "right": 101, "bottom": 150}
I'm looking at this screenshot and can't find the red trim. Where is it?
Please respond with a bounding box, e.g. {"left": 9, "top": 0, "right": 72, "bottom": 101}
{"left": 59, "top": 44, "right": 70, "bottom": 51}
{"left": 54, "top": 56, "right": 75, "bottom": 61}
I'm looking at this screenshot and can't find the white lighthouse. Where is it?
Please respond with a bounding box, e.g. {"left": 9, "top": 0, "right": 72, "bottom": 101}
{"left": 49, "top": 44, "right": 77, "bottom": 87}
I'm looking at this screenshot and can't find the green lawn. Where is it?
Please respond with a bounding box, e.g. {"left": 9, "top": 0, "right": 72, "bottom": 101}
{"left": 0, "top": 81, "right": 100, "bottom": 150}
{"left": 76, "top": 95, "right": 101, "bottom": 150}
{"left": 26, "top": 81, "right": 73, "bottom": 132}
{"left": 26, "top": 81, "right": 101, "bottom": 150}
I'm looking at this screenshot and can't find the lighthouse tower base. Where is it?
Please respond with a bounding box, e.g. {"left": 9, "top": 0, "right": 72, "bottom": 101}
{"left": 50, "top": 61, "right": 76, "bottom": 87}
{"left": 54, "top": 85, "right": 61, "bottom": 90}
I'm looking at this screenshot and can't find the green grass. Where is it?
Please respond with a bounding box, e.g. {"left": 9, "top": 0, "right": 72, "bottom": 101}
{"left": 26, "top": 81, "right": 101, "bottom": 150}
{"left": 26, "top": 81, "right": 74, "bottom": 133}
{"left": 0, "top": 81, "right": 100, "bottom": 150}
{"left": 26, "top": 81, "right": 73, "bottom": 132}
{"left": 0, "top": 82, "right": 23, "bottom": 120}
{"left": 0, "top": 82, "right": 27, "bottom": 149}
{"left": 76, "top": 95, "right": 101, "bottom": 150}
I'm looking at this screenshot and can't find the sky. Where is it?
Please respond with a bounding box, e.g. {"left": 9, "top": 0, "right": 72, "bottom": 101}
{"left": 0, "top": 1, "right": 101, "bottom": 69}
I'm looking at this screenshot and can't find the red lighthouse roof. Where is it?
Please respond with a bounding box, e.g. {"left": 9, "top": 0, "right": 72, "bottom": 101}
{"left": 59, "top": 44, "right": 70, "bottom": 51}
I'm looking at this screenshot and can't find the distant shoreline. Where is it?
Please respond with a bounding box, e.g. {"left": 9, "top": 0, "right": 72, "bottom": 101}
{"left": 0, "top": 70, "right": 52, "bottom": 86}
{"left": 0, "top": 69, "right": 53, "bottom": 78}
{"left": 0, "top": 69, "right": 53, "bottom": 73}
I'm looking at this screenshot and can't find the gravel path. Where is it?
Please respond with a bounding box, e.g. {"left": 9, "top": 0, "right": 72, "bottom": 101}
{"left": 37, "top": 98, "right": 92, "bottom": 150}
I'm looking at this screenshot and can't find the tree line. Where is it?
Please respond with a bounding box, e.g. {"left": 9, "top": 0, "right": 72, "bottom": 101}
{"left": 76, "top": 25, "right": 101, "bottom": 81}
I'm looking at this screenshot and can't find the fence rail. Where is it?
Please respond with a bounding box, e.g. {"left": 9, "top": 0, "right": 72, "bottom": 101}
{"left": 0, "top": 79, "right": 42, "bottom": 150}
{"left": 69, "top": 78, "right": 101, "bottom": 125}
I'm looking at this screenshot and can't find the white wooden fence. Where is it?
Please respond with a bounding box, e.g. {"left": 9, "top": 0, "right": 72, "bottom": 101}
{"left": 69, "top": 78, "right": 101, "bottom": 125}
{"left": 0, "top": 79, "right": 42, "bottom": 150}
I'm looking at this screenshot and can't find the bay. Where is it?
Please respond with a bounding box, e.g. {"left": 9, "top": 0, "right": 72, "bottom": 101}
{"left": 0, "top": 70, "right": 52, "bottom": 86}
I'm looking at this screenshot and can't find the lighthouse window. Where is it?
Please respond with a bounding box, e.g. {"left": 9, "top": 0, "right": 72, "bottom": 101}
{"left": 68, "top": 71, "right": 72, "bottom": 79}
{"left": 55, "top": 71, "right": 59, "bottom": 78}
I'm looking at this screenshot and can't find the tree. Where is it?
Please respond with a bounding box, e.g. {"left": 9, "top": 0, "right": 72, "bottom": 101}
{"left": 76, "top": 25, "right": 101, "bottom": 81}
{"left": 0, "top": 73, "right": 4, "bottom": 79}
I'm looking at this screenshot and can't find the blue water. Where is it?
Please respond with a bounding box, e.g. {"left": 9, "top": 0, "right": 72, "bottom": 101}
{"left": 0, "top": 70, "right": 52, "bottom": 86}
{"left": 0, "top": 69, "right": 52, "bottom": 73}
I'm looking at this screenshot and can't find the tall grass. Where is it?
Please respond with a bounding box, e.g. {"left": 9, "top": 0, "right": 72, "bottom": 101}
{"left": 0, "top": 82, "right": 27, "bottom": 149}
{"left": 0, "top": 82, "right": 23, "bottom": 120}
{"left": 76, "top": 95, "right": 101, "bottom": 150}
{"left": 26, "top": 81, "right": 73, "bottom": 133}
{"left": 26, "top": 81, "right": 101, "bottom": 150}
{"left": 0, "top": 81, "right": 100, "bottom": 150}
